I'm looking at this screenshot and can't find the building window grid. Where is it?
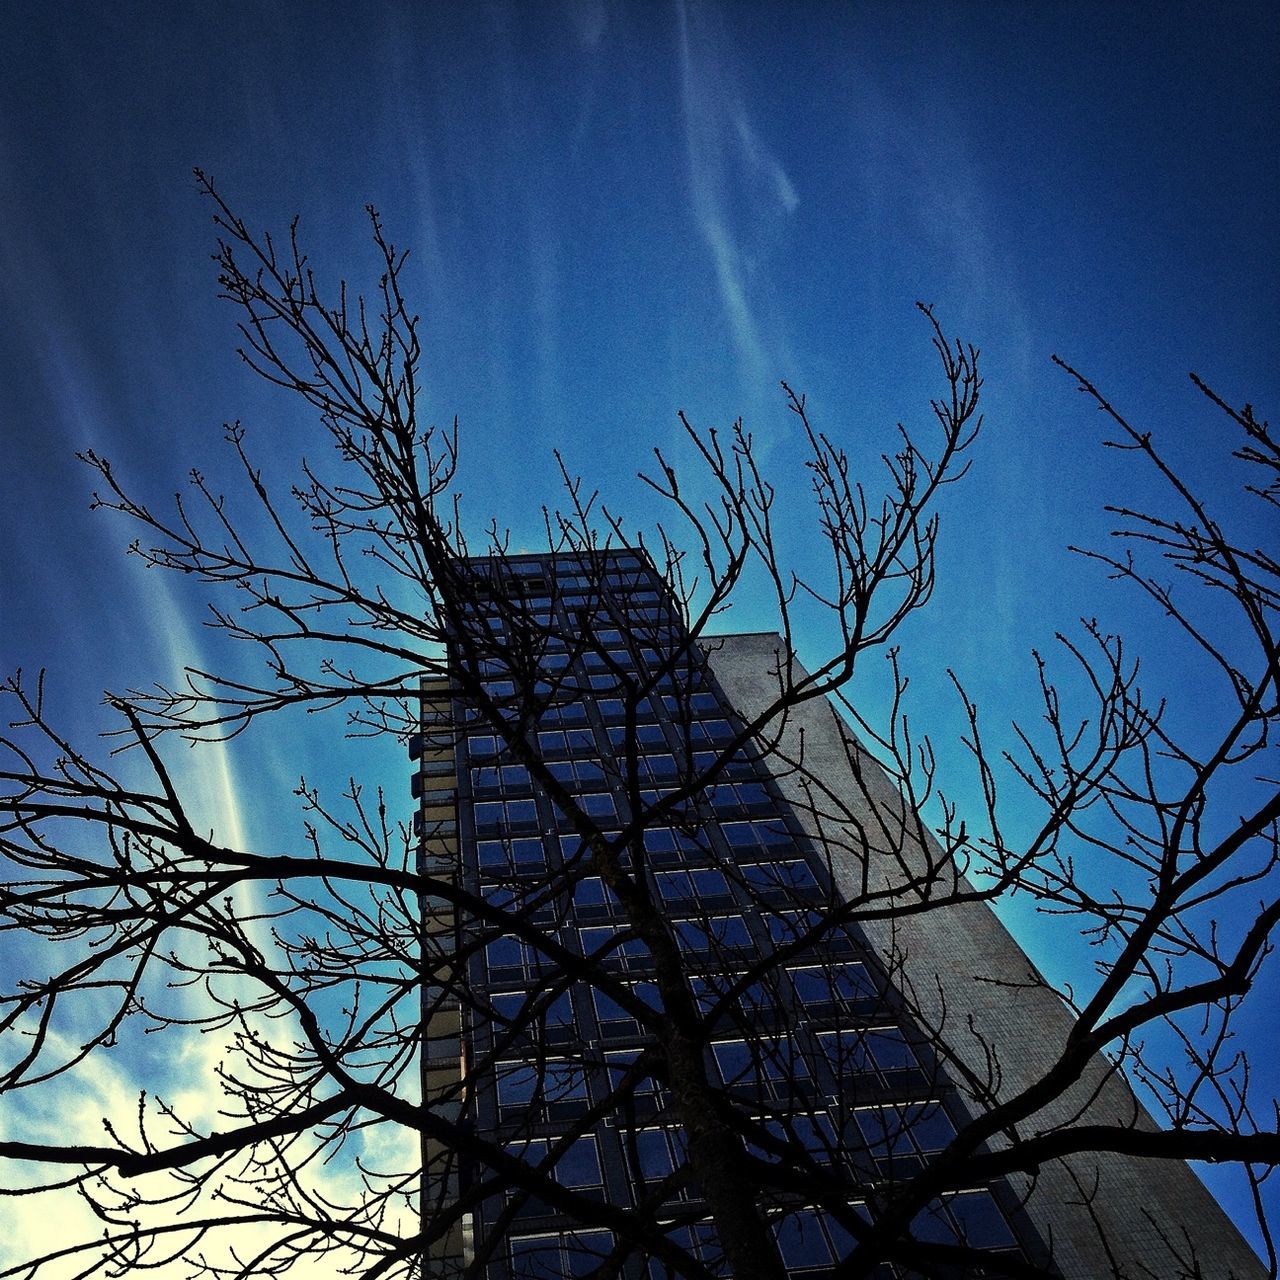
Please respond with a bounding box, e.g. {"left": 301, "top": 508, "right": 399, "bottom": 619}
{"left": 454, "top": 554, "right": 1041, "bottom": 1276}
{"left": 471, "top": 686, "right": 942, "bottom": 1254}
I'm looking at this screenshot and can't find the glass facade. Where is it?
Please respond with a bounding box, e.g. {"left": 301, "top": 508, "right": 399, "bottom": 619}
{"left": 423, "top": 549, "right": 1045, "bottom": 1279}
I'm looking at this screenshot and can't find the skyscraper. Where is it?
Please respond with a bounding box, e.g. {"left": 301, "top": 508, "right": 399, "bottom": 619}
{"left": 412, "top": 549, "right": 1263, "bottom": 1280}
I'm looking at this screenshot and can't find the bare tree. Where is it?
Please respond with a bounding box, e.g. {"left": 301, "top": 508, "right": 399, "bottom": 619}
{"left": 0, "top": 177, "right": 1274, "bottom": 1280}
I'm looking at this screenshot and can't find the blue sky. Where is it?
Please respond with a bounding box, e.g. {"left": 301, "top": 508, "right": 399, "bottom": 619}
{"left": 0, "top": 0, "right": 1277, "bottom": 1263}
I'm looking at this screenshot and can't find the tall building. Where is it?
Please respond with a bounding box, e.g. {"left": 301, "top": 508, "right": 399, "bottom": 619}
{"left": 411, "top": 549, "right": 1263, "bottom": 1280}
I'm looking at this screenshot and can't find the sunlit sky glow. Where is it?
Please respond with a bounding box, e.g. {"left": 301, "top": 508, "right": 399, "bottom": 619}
{"left": 0, "top": 1, "right": 1277, "bottom": 1267}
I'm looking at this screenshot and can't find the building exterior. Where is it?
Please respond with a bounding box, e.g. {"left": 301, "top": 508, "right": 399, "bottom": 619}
{"left": 711, "top": 632, "right": 1266, "bottom": 1280}
{"left": 411, "top": 549, "right": 1263, "bottom": 1280}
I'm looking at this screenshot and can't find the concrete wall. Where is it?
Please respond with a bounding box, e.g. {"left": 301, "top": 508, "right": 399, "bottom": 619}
{"left": 706, "top": 631, "right": 1265, "bottom": 1280}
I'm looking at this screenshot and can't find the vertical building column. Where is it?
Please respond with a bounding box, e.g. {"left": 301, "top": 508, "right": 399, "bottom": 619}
{"left": 412, "top": 674, "right": 467, "bottom": 1276}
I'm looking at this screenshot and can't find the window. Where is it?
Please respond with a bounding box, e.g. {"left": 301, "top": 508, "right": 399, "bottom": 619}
{"left": 640, "top": 753, "right": 679, "bottom": 783}
{"left": 948, "top": 1190, "right": 1017, "bottom": 1249}
{"left": 708, "top": 781, "right": 774, "bottom": 817}
{"left": 604, "top": 1050, "right": 666, "bottom": 1116}
{"left": 689, "top": 974, "right": 775, "bottom": 1028}
{"left": 573, "top": 875, "right": 619, "bottom": 917}
{"left": 555, "top": 791, "right": 616, "bottom": 828}
{"left": 583, "top": 791, "right": 617, "bottom": 820}
{"left": 660, "top": 690, "right": 719, "bottom": 716}
{"left": 510, "top": 1230, "right": 614, "bottom": 1279}
{"left": 466, "top": 734, "right": 501, "bottom": 761}
{"left": 627, "top": 1126, "right": 689, "bottom": 1196}
{"left": 470, "top": 763, "right": 531, "bottom": 797}
{"left": 474, "top": 797, "right": 540, "bottom": 836}
{"left": 713, "top": 1035, "right": 811, "bottom": 1101}
{"left": 607, "top": 722, "right": 668, "bottom": 751}
{"left": 695, "top": 718, "right": 734, "bottom": 744}
{"left": 764, "top": 910, "right": 824, "bottom": 949}
{"left": 539, "top": 701, "right": 589, "bottom": 727}
{"left": 637, "top": 786, "right": 693, "bottom": 821}
{"left": 690, "top": 750, "right": 755, "bottom": 780}
{"left": 674, "top": 915, "right": 753, "bottom": 956}
{"left": 581, "top": 925, "right": 650, "bottom": 969}
{"left": 486, "top": 936, "right": 549, "bottom": 985}
{"left": 506, "top": 1136, "right": 603, "bottom": 1194}
{"left": 595, "top": 696, "right": 658, "bottom": 724}
{"left": 591, "top": 981, "right": 660, "bottom": 1040}
{"left": 558, "top": 834, "right": 590, "bottom": 867}
{"left": 641, "top": 826, "right": 708, "bottom": 866}
{"left": 854, "top": 1101, "right": 957, "bottom": 1177}
{"left": 711, "top": 1039, "right": 752, "bottom": 1088}
{"left": 538, "top": 726, "right": 597, "bottom": 757}
{"left": 741, "top": 859, "right": 820, "bottom": 900}
{"left": 721, "top": 820, "right": 794, "bottom": 854}
{"left": 491, "top": 990, "right": 576, "bottom": 1046}
{"left": 477, "top": 837, "right": 546, "bottom": 877}
{"left": 496, "top": 1059, "right": 589, "bottom": 1121}
{"left": 788, "top": 964, "right": 875, "bottom": 1017}
{"left": 645, "top": 1223, "right": 724, "bottom": 1279}
{"left": 911, "top": 1191, "right": 1015, "bottom": 1250}
{"left": 547, "top": 758, "right": 606, "bottom": 789}
{"left": 771, "top": 1209, "right": 860, "bottom": 1272}
{"left": 753, "top": 1113, "right": 837, "bottom": 1164}
{"left": 471, "top": 766, "right": 498, "bottom": 796}
{"left": 817, "top": 1026, "right": 921, "bottom": 1083}
{"left": 655, "top": 867, "right": 732, "bottom": 907}
{"left": 775, "top": 1211, "right": 832, "bottom": 1268}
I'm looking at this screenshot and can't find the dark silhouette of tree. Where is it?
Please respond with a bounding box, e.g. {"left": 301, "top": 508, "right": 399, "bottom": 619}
{"left": 0, "top": 177, "right": 1274, "bottom": 1280}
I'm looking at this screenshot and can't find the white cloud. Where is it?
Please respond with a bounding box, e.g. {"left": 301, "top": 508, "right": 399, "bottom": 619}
{"left": 1, "top": 1015, "right": 419, "bottom": 1279}
{"left": 674, "top": 0, "right": 801, "bottom": 428}
{"left": 138, "top": 571, "right": 250, "bottom": 853}
{"left": 733, "top": 111, "right": 800, "bottom": 214}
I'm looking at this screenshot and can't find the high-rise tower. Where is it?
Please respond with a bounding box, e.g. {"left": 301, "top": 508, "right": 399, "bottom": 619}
{"left": 412, "top": 549, "right": 1262, "bottom": 1280}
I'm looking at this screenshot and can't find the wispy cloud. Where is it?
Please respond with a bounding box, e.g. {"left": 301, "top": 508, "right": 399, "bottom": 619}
{"left": 674, "top": 0, "right": 800, "bottom": 431}
{"left": 732, "top": 111, "right": 799, "bottom": 214}
{"left": 136, "top": 570, "right": 251, "bottom": 852}
{"left": 569, "top": 0, "right": 609, "bottom": 50}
